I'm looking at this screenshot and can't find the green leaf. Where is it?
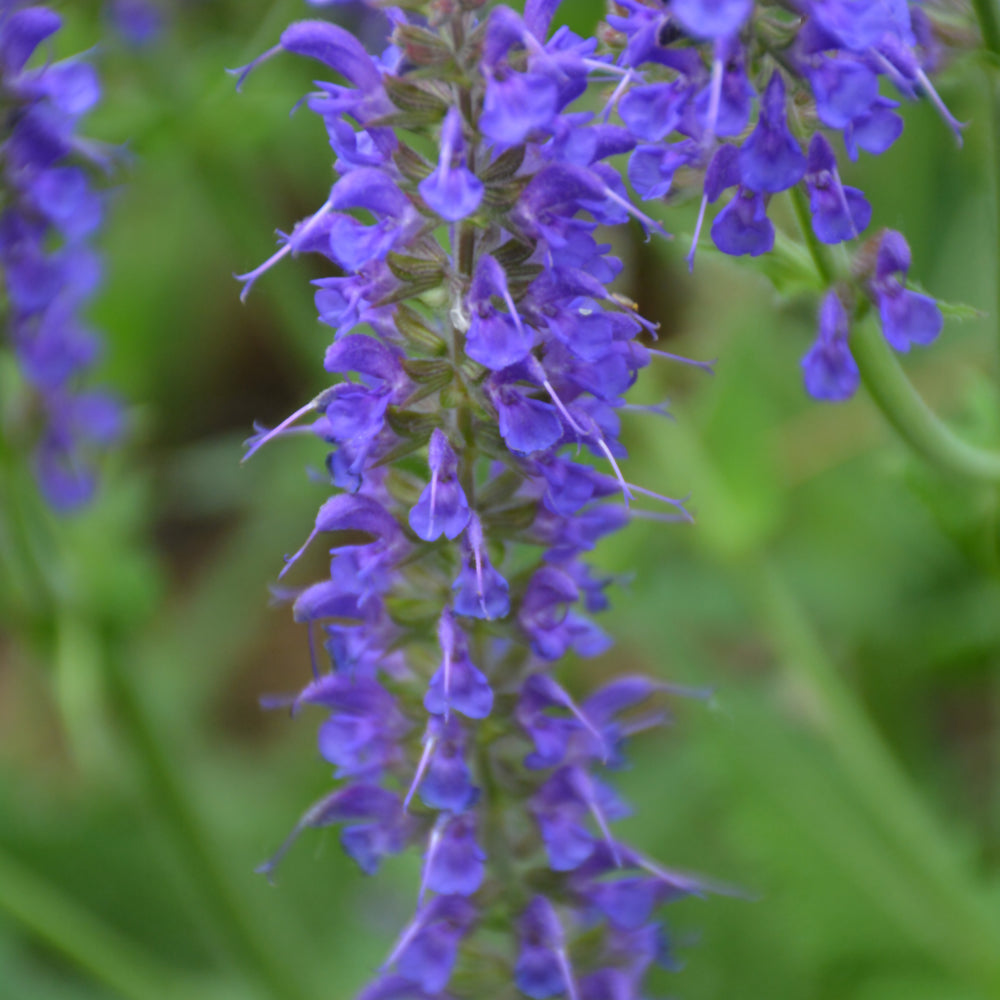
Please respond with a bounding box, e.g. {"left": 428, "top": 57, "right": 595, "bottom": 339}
{"left": 694, "top": 229, "right": 824, "bottom": 297}
{"left": 931, "top": 298, "right": 984, "bottom": 322}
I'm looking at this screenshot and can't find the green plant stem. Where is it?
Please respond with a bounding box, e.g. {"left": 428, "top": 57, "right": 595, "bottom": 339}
{"left": 103, "top": 648, "right": 312, "bottom": 1000}
{"left": 788, "top": 187, "right": 1000, "bottom": 483}
{"left": 748, "top": 560, "right": 1000, "bottom": 992}
{"left": 788, "top": 186, "right": 834, "bottom": 286}
{"left": 0, "top": 847, "right": 199, "bottom": 1000}
{"left": 851, "top": 321, "right": 1000, "bottom": 481}
{"left": 973, "top": 0, "right": 1000, "bottom": 62}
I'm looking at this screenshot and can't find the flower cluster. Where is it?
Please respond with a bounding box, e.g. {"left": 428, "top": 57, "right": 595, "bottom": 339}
{"left": 236, "top": 0, "right": 967, "bottom": 996}
{"left": 0, "top": 3, "right": 120, "bottom": 509}
{"left": 601, "top": 0, "right": 954, "bottom": 402}
{"left": 236, "top": 1, "right": 723, "bottom": 996}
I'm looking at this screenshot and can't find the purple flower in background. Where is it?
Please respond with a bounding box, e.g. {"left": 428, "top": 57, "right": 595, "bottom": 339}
{"left": 0, "top": 3, "right": 121, "bottom": 510}
{"left": 107, "top": 0, "right": 163, "bottom": 47}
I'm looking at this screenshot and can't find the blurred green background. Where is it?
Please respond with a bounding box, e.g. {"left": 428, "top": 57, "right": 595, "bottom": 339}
{"left": 2, "top": 1, "right": 1000, "bottom": 998}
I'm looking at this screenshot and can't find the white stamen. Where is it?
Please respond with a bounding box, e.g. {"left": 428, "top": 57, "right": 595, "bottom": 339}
{"left": 442, "top": 644, "right": 452, "bottom": 722}
{"left": 555, "top": 948, "right": 581, "bottom": 1000}
{"left": 418, "top": 816, "right": 448, "bottom": 907}
{"left": 703, "top": 48, "right": 724, "bottom": 149}
{"left": 648, "top": 347, "right": 716, "bottom": 375}
{"left": 278, "top": 527, "right": 319, "bottom": 580}
{"left": 236, "top": 197, "right": 335, "bottom": 301}
{"left": 243, "top": 399, "right": 319, "bottom": 462}
{"left": 914, "top": 68, "right": 965, "bottom": 146}
{"left": 601, "top": 185, "right": 669, "bottom": 241}
{"left": 382, "top": 906, "right": 429, "bottom": 972}
{"left": 542, "top": 378, "right": 586, "bottom": 436}
{"left": 404, "top": 732, "right": 438, "bottom": 812}
{"left": 581, "top": 780, "right": 622, "bottom": 867}
{"left": 428, "top": 470, "right": 439, "bottom": 539}
{"left": 600, "top": 66, "right": 635, "bottom": 122}
{"left": 594, "top": 436, "right": 634, "bottom": 508}
{"left": 686, "top": 191, "right": 710, "bottom": 273}
{"left": 472, "top": 542, "right": 488, "bottom": 618}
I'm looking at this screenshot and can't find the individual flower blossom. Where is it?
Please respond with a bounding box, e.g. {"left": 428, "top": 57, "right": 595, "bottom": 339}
{"left": 803, "top": 134, "right": 871, "bottom": 245}
{"left": 107, "top": 0, "right": 163, "bottom": 48}
{"left": 0, "top": 3, "right": 121, "bottom": 510}
{"left": 418, "top": 107, "right": 483, "bottom": 222}
{"left": 869, "top": 229, "right": 944, "bottom": 352}
{"left": 409, "top": 429, "right": 471, "bottom": 542}
{"left": 672, "top": 0, "right": 752, "bottom": 41}
{"left": 424, "top": 612, "right": 494, "bottom": 722}
{"left": 801, "top": 289, "right": 860, "bottom": 402}
{"left": 738, "top": 71, "right": 806, "bottom": 194}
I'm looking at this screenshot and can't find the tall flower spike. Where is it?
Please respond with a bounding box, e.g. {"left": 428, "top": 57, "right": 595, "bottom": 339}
{"left": 237, "top": 2, "right": 966, "bottom": 996}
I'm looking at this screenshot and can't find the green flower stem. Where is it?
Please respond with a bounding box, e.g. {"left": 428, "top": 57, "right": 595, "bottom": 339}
{"left": 103, "top": 647, "right": 312, "bottom": 1000}
{"left": 979, "top": 0, "right": 1000, "bottom": 364}
{"left": 851, "top": 320, "right": 1000, "bottom": 481}
{"left": 749, "top": 561, "right": 1000, "bottom": 992}
{"left": 788, "top": 187, "right": 1000, "bottom": 483}
{"left": 973, "top": 0, "right": 1000, "bottom": 63}
{"left": 0, "top": 847, "right": 200, "bottom": 1000}
{"left": 788, "top": 185, "right": 834, "bottom": 286}
{"left": 633, "top": 405, "right": 1000, "bottom": 990}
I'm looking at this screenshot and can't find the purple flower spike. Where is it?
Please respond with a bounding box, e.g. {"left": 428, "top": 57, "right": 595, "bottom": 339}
{"left": 418, "top": 108, "right": 483, "bottom": 222}
{"left": 672, "top": 0, "right": 752, "bottom": 40}
{"left": 409, "top": 429, "right": 471, "bottom": 542}
{"left": 871, "top": 230, "right": 943, "bottom": 353}
{"left": 0, "top": 5, "right": 120, "bottom": 509}
{"left": 425, "top": 613, "right": 494, "bottom": 720}
{"left": 423, "top": 814, "right": 486, "bottom": 898}
{"left": 739, "top": 71, "right": 806, "bottom": 193}
{"left": 801, "top": 290, "right": 859, "bottom": 403}
{"left": 237, "top": 2, "right": 859, "bottom": 992}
